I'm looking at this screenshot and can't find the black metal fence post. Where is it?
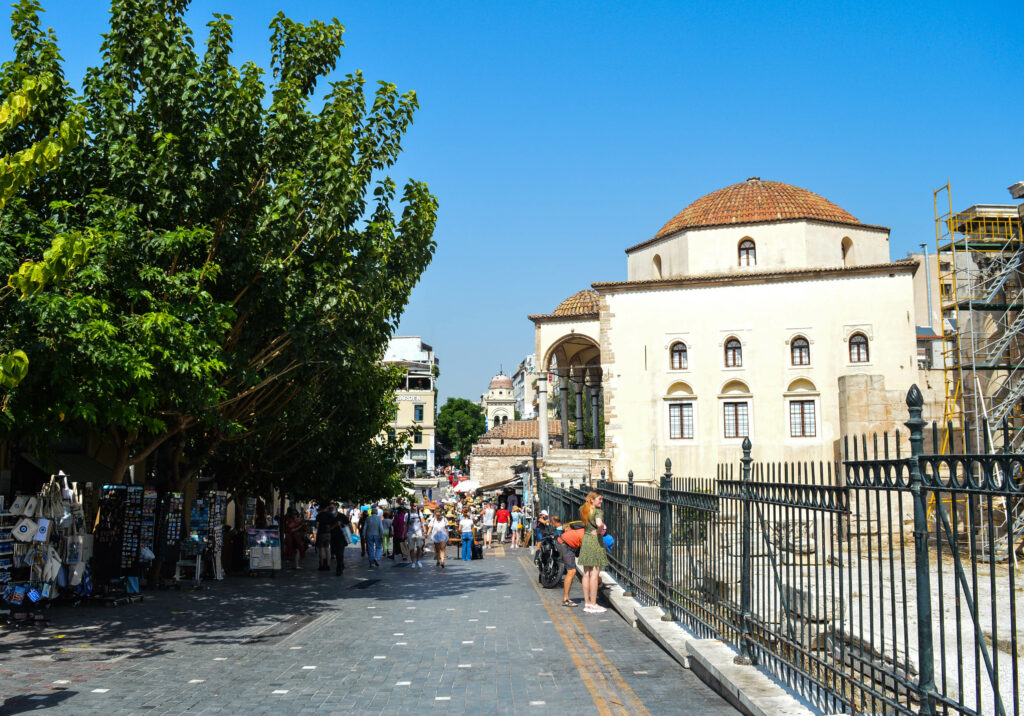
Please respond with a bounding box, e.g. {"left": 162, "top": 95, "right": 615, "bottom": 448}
{"left": 905, "top": 385, "right": 938, "bottom": 716}
{"left": 622, "top": 470, "right": 634, "bottom": 597}
{"left": 659, "top": 459, "right": 673, "bottom": 621}
{"left": 735, "top": 436, "right": 754, "bottom": 665}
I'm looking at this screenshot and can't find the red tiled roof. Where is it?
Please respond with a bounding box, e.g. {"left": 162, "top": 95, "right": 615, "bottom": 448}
{"left": 480, "top": 419, "right": 562, "bottom": 441}
{"left": 653, "top": 178, "right": 864, "bottom": 241}
{"left": 552, "top": 289, "right": 600, "bottom": 316}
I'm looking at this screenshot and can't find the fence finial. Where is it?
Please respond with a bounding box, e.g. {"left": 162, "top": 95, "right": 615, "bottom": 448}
{"left": 906, "top": 383, "right": 923, "bottom": 409}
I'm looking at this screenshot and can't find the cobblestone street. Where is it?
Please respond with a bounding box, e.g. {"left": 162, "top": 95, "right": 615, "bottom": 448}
{"left": 0, "top": 547, "right": 736, "bottom": 715}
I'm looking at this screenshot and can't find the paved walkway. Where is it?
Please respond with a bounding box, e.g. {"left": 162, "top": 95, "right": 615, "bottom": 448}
{"left": 0, "top": 545, "right": 736, "bottom": 715}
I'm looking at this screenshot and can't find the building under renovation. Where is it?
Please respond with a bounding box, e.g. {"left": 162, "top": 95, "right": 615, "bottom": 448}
{"left": 936, "top": 181, "right": 1024, "bottom": 451}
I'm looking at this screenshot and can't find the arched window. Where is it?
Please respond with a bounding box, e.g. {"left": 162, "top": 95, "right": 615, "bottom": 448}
{"left": 791, "top": 337, "right": 810, "bottom": 366}
{"left": 738, "top": 239, "right": 756, "bottom": 267}
{"left": 849, "top": 333, "right": 869, "bottom": 363}
{"left": 670, "top": 342, "right": 688, "bottom": 370}
{"left": 841, "top": 237, "right": 853, "bottom": 266}
{"left": 725, "top": 338, "right": 743, "bottom": 367}
{"left": 653, "top": 254, "right": 663, "bottom": 279}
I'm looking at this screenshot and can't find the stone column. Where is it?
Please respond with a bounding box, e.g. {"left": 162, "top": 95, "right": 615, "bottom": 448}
{"left": 574, "top": 370, "right": 585, "bottom": 449}
{"left": 559, "top": 373, "right": 569, "bottom": 449}
{"left": 538, "top": 372, "right": 549, "bottom": 457}
{"left": 591, "top": 378, "right": 601, "bottom": 450}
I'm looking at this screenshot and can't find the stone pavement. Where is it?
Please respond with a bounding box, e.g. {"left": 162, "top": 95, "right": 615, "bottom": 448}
{"left": 0, "top": 544, "right": 737, "bottom": 715}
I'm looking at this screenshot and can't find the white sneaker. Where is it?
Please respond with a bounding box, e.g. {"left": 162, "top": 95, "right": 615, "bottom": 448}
{"left": 410, "top": 562, "right": 417, "bottom": 569}
{"left": 416, "top": 561, "right": 423, "bottom": 568}
{"left": 589, "top": 605, "right": 607, "bottom": 613}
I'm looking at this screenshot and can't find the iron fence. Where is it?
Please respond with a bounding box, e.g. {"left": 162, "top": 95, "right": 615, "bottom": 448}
{"left": 536, "top": 385, "right": 1022, "bottom": 716}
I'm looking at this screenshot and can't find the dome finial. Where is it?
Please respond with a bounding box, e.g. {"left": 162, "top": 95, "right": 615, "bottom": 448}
{"left": 746, "top": 176, "right": 760, "bottom": 182}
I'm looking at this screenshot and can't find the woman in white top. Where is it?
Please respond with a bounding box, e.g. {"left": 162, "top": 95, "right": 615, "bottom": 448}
{"left": 428, "top": 512, "right": 449, "bottom": 569}
{"left": 459, "top": 511, "right": 475, "bottom": 561}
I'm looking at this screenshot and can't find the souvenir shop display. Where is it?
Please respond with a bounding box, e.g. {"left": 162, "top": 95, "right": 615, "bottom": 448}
{"left": 2, "top": 474, "right": 90, "bottom": 623}
{"left": 246, "top": 528, "right": 281, "bottom": 575}
{"left": 176, "top": 492, "right": 227, "bottom": 582}
{"left": 91, "top": 484, "right": 153, "bottom": 603}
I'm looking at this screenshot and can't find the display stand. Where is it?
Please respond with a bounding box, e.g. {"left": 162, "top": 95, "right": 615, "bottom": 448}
{"left": 92, "top": 485, "right": 148, "bottom": 606}
{"left": 176, "top": 492, "right": 226, "bottom": 583}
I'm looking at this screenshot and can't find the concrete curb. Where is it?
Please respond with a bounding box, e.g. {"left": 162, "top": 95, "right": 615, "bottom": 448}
{"left": 599, "top": 571, "right": 823, "bottom": 716}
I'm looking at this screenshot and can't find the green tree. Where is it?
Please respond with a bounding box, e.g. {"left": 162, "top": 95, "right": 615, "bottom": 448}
{"left": 0, "top": 0, "right": 437, "bottom": 497}
{"left": 436, "top": 397, "right": 485, "bottom": 469}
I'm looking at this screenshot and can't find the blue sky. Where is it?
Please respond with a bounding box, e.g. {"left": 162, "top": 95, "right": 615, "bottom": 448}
{"left": 6, "top": 1, "right": 1023, "bottom": 403}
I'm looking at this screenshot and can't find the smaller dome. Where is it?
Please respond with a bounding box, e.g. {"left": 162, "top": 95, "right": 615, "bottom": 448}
{"left": 553, "top": 289, "right": 599, "bottom": 316}
{"left": 489, "top": 374, "right": 513, "bottom": 390}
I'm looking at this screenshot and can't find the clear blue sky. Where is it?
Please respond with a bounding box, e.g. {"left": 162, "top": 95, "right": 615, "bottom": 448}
{"left": 6, "top": 1, "right": 1022, "bottom": 404}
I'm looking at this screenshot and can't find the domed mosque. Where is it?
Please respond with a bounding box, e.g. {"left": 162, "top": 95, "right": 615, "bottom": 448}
{"left": 529, "top": 177, "right": 939, "bottom": 481}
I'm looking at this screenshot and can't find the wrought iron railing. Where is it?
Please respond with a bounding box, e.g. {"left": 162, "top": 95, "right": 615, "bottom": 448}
{"left": 536, "top": 385, "right": 1022, "bottom": 716}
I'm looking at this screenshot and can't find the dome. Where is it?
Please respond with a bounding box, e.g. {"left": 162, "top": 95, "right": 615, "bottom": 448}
{"left": 552, "top": 289, "right": 599, "bottom": 316}
{"left": 654, "top": 178, "right": 862, "bottom": 239}
{"left": 489, "top": 374, "right": 513, "bottom": 390}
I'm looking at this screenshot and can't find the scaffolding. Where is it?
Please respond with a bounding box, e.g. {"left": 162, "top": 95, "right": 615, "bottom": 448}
{"left": 935, "top": 183, "right": 1024, "bottom": 452}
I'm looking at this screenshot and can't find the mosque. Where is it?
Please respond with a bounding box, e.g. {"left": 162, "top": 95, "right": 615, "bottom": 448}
{"left": 528, "top": 177, "right": 939, "bottom": 482}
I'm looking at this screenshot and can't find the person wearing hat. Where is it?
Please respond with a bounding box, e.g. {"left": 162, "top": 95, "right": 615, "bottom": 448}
{"left": 534, "top": 510, "right": 552, "bottom": 544}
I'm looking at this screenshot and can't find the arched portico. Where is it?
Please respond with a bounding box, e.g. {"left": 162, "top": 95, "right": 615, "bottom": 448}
{"left": 540, "top": 334, "right": 603, "bottom": 454}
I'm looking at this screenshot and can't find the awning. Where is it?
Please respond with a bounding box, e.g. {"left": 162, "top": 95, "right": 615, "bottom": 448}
{"left": 481, "top": 475, "right": 523, "bottom": 492}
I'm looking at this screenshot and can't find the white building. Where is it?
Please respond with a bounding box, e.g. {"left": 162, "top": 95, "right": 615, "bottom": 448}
{"left": 529, "top": 177, "right": 941, "bottom": 481}
{"left": 512, "top": 354, "right": 537, "bottom": 419}
{"left": 383, "top": 336, "right": 438, "bottom": 474}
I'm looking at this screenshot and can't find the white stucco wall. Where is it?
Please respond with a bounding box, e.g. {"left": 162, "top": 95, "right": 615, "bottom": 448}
{"left": 601, "top": 267, "right": 919, "bottom": 481}
{"left": 627, "top": 220, "right": 891, "bottom": 281}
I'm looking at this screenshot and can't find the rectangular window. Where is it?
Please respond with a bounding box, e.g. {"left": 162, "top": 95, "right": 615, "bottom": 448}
{"left": 668, "top": 403, "right": 694, "bottom": 439}
{"left": 413, "top": 430, "right": 422, "bottom": 445}
{"left": 790, "top": 400, "right": 816, "bottom": 437}
{"left": 723, "top": 402, "right": 749, "bottom": 439}
{"left": 413, "top": 404, "right": 424, "bottom": 422}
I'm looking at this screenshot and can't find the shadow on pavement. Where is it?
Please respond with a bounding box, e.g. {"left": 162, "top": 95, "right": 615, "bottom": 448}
{"left": 0, "top": 688, "right": 77, "bottom": 713}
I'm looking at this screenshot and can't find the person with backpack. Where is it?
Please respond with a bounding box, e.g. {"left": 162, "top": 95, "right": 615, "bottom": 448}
{"left": 555, "top": 520, "right": 585, "bottom": 607}
{"left": 458, "top": 510, "right": 474, "bottom": 561}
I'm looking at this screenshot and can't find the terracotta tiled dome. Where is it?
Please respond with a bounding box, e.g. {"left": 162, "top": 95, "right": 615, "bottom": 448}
{"left": 552, "top": 289, "right": 599, "bottom": 316}
{"left": 655, "top": 178, "right": 861, "bottom": 239}
{"left": 488, "top": 374, "right": 513, "bottom": 390}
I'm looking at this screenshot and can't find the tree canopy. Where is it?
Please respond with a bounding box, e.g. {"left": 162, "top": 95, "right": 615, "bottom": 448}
{"left": 436, "top": 397, "right": 485, "bottom": 469}
{"left": 0, "top": 0, "right": 437, "bottom": 501}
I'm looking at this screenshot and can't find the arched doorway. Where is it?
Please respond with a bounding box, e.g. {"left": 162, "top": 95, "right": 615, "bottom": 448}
{"left": 542, "top": 334, "right": 603, "bottom": 451}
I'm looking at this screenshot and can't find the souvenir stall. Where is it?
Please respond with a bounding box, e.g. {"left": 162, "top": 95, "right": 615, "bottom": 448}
{"left": 246, "top": 527, "right": 281, "bottom": 575}
{"left": 175, "top": 491, "right": 226, "bottom": 582}
{"left": 2, "top": 474, "right": 91, "bottom": 624}
{"left": 91, "top": 484, "right": 153, "bottom": 604}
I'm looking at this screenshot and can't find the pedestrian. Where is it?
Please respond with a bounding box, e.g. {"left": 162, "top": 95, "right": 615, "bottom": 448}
{"left": 555, "top": 520, "right": 585, "bottom": 607}
{"left": 406, "top": 503, "right": 426, "bottom": 568}
{"left": 364, "top": 507, "right": 384, "bottom": 568}
{"left": 382, "top": 509, "right": 393, "bottom": 559}
{"left": 481, "top": 502, "right": 495, "bottom": 548}
{"left": 428, "top": 510, "right": 449, "bottom": 569}
{"left": 314, "top": 502, "right": 339, "bottom": 571}
{"left": 284, "top": 508, "right": 307, "bottom": 569}
{"left": 330, "top": 502, "right": 349, "bottom": 576}
{"left": 392, "top": 506, "right": 407, "bottom": 561}
{"left": 495, "top": 502, "right": 510, "bottom": 544}
{"left": 359, "top": 506, "right": 368, "bottom": 558}
{"left": 578, "top": 491, "right": 608, "bottom": 613}
{"left": 459, "top": 510, "right": 474, "bottom": 561}
{"left": 535, "top": 509, "right": 552, "bottom": 544}
{"left": 510, "top": 506, "right": 523, "bottom": 549}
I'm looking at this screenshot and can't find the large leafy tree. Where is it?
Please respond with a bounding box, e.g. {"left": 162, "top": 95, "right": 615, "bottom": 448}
{"left": 436, "top": 397, "right": 486, "bottom": 469}
{"left": 0, "top": 0, "right": 437, "bottom": 497}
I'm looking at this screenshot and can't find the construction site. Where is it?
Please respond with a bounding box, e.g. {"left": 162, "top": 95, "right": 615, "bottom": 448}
{"left": 936, "top": 180, "right": 1024, "bottom": 452}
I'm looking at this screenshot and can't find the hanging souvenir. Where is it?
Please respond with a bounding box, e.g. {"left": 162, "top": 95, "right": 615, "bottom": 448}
{"left": 12, "top": 517, "right": 38, "bottom": 542}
